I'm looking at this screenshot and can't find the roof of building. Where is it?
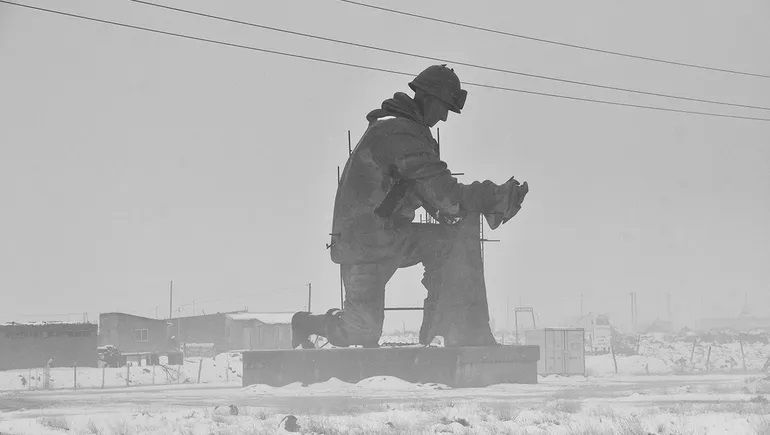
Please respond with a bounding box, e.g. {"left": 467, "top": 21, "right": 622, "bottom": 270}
{"left": 98, "top": 311, "right": 295, "bottom": 324}
{"left": 1, "top": 321, "right": 96, "bottom": 327}
{"left": 226, "top": 312, "right": 294, "bottom": 324}
{"left": 99, "top": 312, "right": 159, "bottom": 321}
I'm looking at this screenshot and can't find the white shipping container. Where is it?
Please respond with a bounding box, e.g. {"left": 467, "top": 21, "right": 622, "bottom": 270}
{"left": 524, "top": 328, "right": 585, "bottom": 375}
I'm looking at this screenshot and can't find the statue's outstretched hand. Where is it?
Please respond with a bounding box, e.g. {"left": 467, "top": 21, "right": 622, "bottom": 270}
{"left": 504, "top": 177, "right": 528, "bottom": 216}
{"left": 518, "top": 180, "right": 529, "bottom": 198}
{"left": 484, "top": 177, "right": 529, "bottom": 229}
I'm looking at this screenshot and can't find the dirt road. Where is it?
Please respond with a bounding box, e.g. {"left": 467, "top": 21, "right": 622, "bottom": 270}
{"left": 0, "top": 373, "right": 759, "bottom": 420}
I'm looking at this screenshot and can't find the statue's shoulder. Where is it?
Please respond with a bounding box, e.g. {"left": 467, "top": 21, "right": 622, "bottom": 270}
{"left": 368, "top": 117, "right": 430, "bottom": 139}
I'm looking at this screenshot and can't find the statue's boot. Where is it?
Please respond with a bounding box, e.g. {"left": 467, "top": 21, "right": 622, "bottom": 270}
{"left": 291, "top": 312, "right": 330, "bottom": 349}
{"left": 293, "top": 309, "right": 380, "bottom": 349}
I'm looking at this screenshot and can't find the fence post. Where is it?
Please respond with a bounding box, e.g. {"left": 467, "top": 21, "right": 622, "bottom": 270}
{"left": 197, "top": 358, "right": 203, "bottom": 384}
{"left": 73, "top": 363, "right": 77, "bottom": 390}
{"left": 740, "top": 340, "right": 747, "bottom": 372}
{"left": 706, "top": 345, "right": 712, "bottom": 372}
{"left": 43, "top": 361, "right": 50, "bottom": 390}
{"left": 101, "top": 366, "right": 106, "bottom": 389}
{"left": 610, "top": 344, "right": 618, "bottom": 375}
{"left": 126, "top": 364, "right": 130, "bottom": 387}
{"left": 689, "top": 339, "right": 697, "bottom": 370}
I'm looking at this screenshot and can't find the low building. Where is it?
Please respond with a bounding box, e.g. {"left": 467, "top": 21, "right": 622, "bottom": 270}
{"left": 699, "top": 315, "right": 770, "bottom": 332}
{"left": 0, "top": 322, "right": 98, "bottom": 370}
{"left": 574, "top": 313, "right": 612, "bottom": 353}
{"left": 99, "top": 311, "right": 294, "bottom": 356}
{"left": 226, "top": 312, "right": 293, "bottom": 350}
{"left": 170, "top": 313, "right": 231, "bottom": 353}
{"left": 171, "top": 312, "right": 294, "bottom": 351}
{"left": 645, "top": 319, "right": 674, "bottom": 334}
{"left": 98, "top": 312, "right": 171, "bottom": 354}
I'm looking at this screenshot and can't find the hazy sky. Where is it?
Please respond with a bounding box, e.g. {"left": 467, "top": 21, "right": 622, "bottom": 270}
{"left": 1, "top": 0, "right": 768, "bottom": 332}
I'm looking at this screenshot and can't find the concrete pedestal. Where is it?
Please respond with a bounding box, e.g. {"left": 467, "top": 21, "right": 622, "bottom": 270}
{"left": 242, "top": 345, "right": 539, "bottom": 388}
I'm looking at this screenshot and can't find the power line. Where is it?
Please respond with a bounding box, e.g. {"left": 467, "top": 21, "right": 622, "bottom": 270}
{"left": 2, "top": 1, "right": 769, "bottom": 123}
{"left": 336, "top": 0, "right": 770, "bottom": 80}
{"left": 130, "top": 0, "right": 770, "bottom": 112}
{"left": 461, "top": 80, "right": 770, "bottom": 122}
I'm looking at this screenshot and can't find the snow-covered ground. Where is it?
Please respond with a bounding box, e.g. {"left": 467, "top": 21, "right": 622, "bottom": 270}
{"left": 2, "top": 335, "right": 770, "bottom": 434}
{"left": 585, "top": 333, "right": 770, "bottom": 377}
{"left": 2, "top": 374, "right": 770, "bottom": 434}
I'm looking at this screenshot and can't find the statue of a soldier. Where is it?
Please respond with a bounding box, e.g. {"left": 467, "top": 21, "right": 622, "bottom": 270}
{"left": 293, "top": 65, "right": 529, "bottom": 348}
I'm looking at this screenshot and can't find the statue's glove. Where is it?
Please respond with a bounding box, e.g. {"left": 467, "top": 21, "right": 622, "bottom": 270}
{"left": 484, "top": 177, "right": 529, "bottom": 229}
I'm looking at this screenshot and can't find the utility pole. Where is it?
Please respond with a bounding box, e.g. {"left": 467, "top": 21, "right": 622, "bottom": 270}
{"left": 169, "top": 280, "right": 173, "bottom": 319}
{"left": 307, "top": 282, "right": 312, "bottom": 312}
{"left": 580, "top": 292, "right": 584, "bottom": 318}
{"left": 741, "top": 291, "right": 749, "bottom": 315}
{"left": 635, "top": 292, "right": 638, "bottom": 330}
{"left": 506, "top": 296, "right": 510, "bottom": 331}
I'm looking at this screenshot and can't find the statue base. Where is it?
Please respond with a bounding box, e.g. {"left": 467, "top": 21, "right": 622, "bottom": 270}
{"left": 242, "top": 345, "right": 539, "bottom": 388}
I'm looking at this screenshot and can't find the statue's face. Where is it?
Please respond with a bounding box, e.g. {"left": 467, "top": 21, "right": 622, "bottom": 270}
{"left": 422, "top": 95, "right": 449, "bottom": 127}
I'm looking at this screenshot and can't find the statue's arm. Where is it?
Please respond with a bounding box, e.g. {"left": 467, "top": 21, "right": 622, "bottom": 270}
{"left": 391, "top": 134, "right": 528, "bottom": 227}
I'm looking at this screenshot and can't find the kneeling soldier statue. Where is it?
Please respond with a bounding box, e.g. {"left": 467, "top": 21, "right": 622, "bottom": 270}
{"left": 293, "top": 65, "right": 529, "bottom": 348}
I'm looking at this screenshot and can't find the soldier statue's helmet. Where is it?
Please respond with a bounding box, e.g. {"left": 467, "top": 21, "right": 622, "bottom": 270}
{"left": 409, "top": 64, "right": 467, "bottom": 114}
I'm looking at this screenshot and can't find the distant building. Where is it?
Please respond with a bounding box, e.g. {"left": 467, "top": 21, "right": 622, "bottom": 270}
{"left": 99, "top": 313, "right": 171, "bottom": 354}
{"left": 699, "top": 315, "right": 770, "bottom": 332}
{"left": 645, "top": 319, "right": 674, "bottom": 334}
{"left": 226, "top": 312, "right": 293, "bottom": 350}
{"left": 98, "top": 311, "right": 294, "bottom": 356}
{"left": 574, "top": 313, "right": 612, "bottom": 353}
{"left": 170, "top": 312, "right": 231, "bottom": 353}
{"left": 0, "top": 322, "right": 98, "bottom": 370}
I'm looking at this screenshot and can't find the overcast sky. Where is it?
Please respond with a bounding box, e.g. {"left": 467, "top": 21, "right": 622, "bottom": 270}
{"left": 1, "top": 0, "right": 768, "bottom": 332}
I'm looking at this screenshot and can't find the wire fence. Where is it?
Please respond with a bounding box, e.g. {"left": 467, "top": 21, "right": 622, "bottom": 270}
{"left": 3, "top": 355, "right": 243, "bottom": 392}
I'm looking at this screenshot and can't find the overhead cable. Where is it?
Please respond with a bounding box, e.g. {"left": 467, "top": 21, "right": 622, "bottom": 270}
{"left": 336, "top": 0, "right": 770, "bottom": 80}
{"left": 130, "top": 0, "right": 770, "bottom": 112}
{"left": 1, "top": 1, "right": 769, "bottom": 123}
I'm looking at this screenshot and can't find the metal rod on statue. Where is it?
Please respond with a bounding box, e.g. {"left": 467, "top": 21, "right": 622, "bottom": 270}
{"left": 338, "top": 130, "right": 351, "bottom": 311}
{"left": 339, "top": 267, "right": 344, "bottom": 310}
{"left": 480, "top": 217, "right": 485, "bottom": 263}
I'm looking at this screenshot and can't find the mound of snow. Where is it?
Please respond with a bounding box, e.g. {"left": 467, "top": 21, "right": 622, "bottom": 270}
{"left": 312, "top": 377, "right": 354, "bottom": 389}
{"left": 356, "top": 376, "right": 417, "bottom": 390}
{"left": 356, "top": 376, "right": 450, "bottom": 391}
